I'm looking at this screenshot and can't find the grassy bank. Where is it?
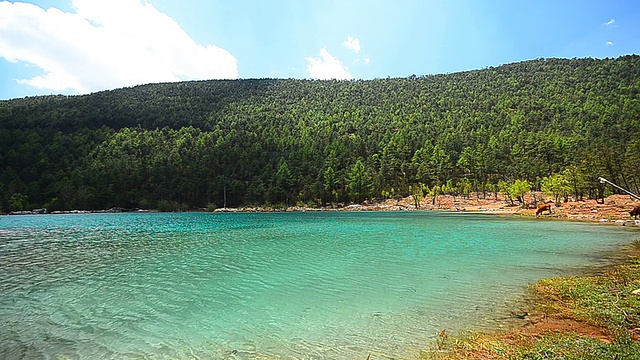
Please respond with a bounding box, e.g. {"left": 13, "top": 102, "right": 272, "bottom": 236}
{"left": 421, "top": 243, "right": 640, "bottom": 359}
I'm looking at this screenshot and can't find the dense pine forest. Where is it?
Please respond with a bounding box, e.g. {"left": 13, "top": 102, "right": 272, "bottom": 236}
{"left": 1, "top": 56, "right": 639, "bottom": 212}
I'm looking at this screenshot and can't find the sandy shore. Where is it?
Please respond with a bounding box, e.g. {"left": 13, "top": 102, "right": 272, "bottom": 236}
{"left": 418, "top": 193, "right": 640, "bottom": 223}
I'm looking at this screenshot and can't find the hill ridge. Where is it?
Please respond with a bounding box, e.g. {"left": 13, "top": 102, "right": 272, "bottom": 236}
{"left": 1, "top": 55, "right": 639, "bottom": 211}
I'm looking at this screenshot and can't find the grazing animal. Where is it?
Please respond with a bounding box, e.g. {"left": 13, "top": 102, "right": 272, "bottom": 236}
{"left": 536, "top": 201, "right": 554, "bottom": 216}
{"left": 630, "top": 205, "right": 640, "bottom": 219}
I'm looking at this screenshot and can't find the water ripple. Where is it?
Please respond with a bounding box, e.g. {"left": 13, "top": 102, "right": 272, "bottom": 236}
{"left": 0, "top": 212, "right": 637, "bottom": 359}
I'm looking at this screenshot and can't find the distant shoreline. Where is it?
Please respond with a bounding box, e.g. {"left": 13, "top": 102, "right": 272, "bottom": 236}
{"left": 218, "top": 192, "right": 640, "bottom": 227}
{"left": 5, "top": 193, "right": 640, "bottom": 228}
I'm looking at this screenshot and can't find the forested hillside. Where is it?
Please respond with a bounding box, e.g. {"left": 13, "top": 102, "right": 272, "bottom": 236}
{"left": 1, "top": 55, "right": 639, "bottom": 211}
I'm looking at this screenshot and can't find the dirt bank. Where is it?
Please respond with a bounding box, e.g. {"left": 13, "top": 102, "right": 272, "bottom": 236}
{"left": 350, "top": 193, "right": 640, "bottom": 224}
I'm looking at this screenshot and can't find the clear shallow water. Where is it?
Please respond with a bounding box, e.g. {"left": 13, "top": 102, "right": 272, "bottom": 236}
{"left": 0, "top": 212, "right": 637, "bottom": 359}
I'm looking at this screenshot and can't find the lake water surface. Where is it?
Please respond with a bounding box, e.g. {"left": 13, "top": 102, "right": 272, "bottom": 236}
{"left": 0, "top": 212, "right": 637, "bottom": 359}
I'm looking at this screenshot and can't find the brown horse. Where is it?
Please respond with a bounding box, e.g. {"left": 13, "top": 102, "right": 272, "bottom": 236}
{"left": 630, "top": 205, "right": 640, "bottom": 219}
{"left": 536, "top": 201, "right": 554, "bottom": 216}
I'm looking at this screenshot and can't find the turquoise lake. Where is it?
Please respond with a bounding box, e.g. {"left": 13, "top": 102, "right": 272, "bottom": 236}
{"left": 0, "top": 212, "right": 638, "bottom": 359}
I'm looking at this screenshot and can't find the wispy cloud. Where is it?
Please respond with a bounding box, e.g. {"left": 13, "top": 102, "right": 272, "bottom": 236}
{"left": 0, "top": 0, "right": 238, "bottom": 94}
{"left": 343, "top": 36, "right": 361, "bottom": 53}
{"left": 306, "top": 48, "right": 353, "bottom": 80}
{"left": 606, "top": 41, "right": 614, "bottom": 46}
{"left": 603, "top": 19, "right": 615, "bottom": 27}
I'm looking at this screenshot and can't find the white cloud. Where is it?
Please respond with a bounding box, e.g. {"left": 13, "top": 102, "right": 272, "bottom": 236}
{"left": 603, "top": 19, "right": 615, "bottom": 27}
{"left": 364, "top": 56, "right": 370, "bottom": 64}
{"left": 0, "top": 0, "right": 238, "bottom": 94}
{"left": 306, "top": 48, "right": 353, "bottom": 80}
{"left": 343, "top": 36, "right": 360, "bottom": 53}
{"left": 606, "top": 41, "right": 614, "bottom": 46}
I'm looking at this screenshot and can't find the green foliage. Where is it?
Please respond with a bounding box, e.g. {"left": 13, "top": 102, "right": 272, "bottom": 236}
{"left": 562, "top": 164, "right": 589, "bottom": 201}
{"left": 429, "top": 184, "right": 441, "bottom": 205}
{"left": 346, "top": 160, "right": 371, "bottom": 203}
{"left": 156, "top": 199, "right": 189, "bottom": 212}
{"left": 510, "top": 179, "right": 532, "bottom": 205}
{"left": 1, "top": 56, "right": 640, "bottom": 209}
{"left": 8, "top": 192, "right": 28, "bottom": 212}
{"left": 498, "top": 180, "right": 513, "bottom": 204}
{"left": 441, "top": 179, "right": 456, "bottom": 197}
{"left": 497, "top": 179, "right": 531, "bottom": 205}
{"left": 623, "top": 135, "right": 640, "bottom": 195}
{"left": 541, "top": 173, "right": 571, "bottom": 204}
{"left": 410, "top": 183, "right": 426, "bottom": 208}
{"left": 205, "top": 203, "right": 218, "bottom": 212}
{"left": 323, "top": 166, "right": 338, "bottom": 205}
{"left": 273, "top": 159, "right": 294, "bottom": 206}
{"left": 455, "top": 178, "right": 472, "bottom": 199}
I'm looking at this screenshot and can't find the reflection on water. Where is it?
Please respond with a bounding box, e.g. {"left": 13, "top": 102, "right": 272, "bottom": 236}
{"left": 0, "top": 212, "right": 637, "bottom": 359}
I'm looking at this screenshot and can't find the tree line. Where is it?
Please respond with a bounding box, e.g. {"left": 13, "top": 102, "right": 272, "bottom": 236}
{"left": 1, "top": 55, "right": 639, "bottom": 212}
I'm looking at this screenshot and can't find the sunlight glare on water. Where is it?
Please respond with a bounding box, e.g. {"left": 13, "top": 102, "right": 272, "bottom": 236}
{"left": 0, "top": 212, "right": 637, "bottom": 359}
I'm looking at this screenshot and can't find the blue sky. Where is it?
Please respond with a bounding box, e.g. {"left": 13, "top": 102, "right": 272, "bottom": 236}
{"left": 1, "top": 0, "right": 639, "bottom": 100}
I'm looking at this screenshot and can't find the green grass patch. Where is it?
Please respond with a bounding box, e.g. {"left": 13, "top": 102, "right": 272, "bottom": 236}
{"left": 512, "top": 333, "right": 640, "bottom": 360}
{"left": 531, "top": 259, "right": 640, "bottom": 332}
{"left": 421, "top": 257, "right": 640, "bottom": 359}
